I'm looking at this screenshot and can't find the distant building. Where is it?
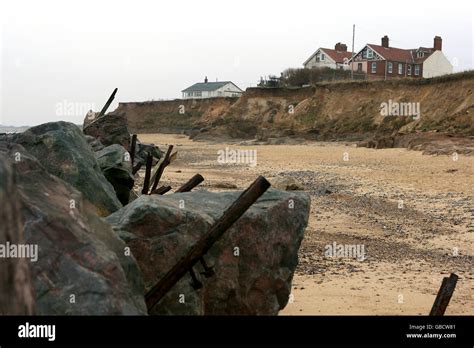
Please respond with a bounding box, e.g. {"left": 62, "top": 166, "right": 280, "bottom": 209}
{"left": 348, "top": 35, "right": 453, "bottom": 79}
{"left": 182, "top": 77, "right": 243, "bottom": 99}
{"left": 303, "top": 43, "right": 353, "bottom": 70}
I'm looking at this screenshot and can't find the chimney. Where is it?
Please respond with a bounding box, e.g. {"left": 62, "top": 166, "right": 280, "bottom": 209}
{"left": 434, "top": 36, "right": 442, "bottom": 51}
{"left": 204, "top": 76, "right": 208, "bottom": 83}
{"left": 334, "top": 42, "right": 347, "bottom": 52}
{"left": 381, "top": 35, "right": 389, "bottom": 48}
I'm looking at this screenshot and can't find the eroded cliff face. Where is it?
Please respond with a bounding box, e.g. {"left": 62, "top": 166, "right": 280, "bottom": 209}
{"left": 116, "top": 72, "right": 474, "bottom": 141}
{"left": 115, "top": 97, "right": 239, "bottom": 134}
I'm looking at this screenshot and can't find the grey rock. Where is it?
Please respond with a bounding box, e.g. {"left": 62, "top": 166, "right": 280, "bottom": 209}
{"left": 0, "top": 143, "right": 147, "bottom": 315}
{"left": 95, "top": 144, "right": 134, "bottom": 205}
{"left": 83, "top": 112, "right": 131, "bottom": 151}
{"left": 107, "top": 189, "right": 310, "bottom": 315}
{"left": 134, "top": 140, "right": 162, "bottom": 167}
{"left": 0, "top": 154, "right": 35, "bottom": 314}
{"left": 12, "top": 121, "right": 121, "bottom": 216}
{"left": 84, "top": 134, "right": 105, "bottom": 152}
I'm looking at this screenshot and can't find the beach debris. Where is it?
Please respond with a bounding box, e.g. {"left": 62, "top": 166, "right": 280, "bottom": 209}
{"left": 130, "top": 134, "right": 138, "bottom": 165}
{"left": 430, "top": 273, "right": 459, "bottom": 316}
{"left": 176, "top": 174, "right": 205, "bottom": 193}
{"left": 150, "top": 185, "right": 172, "bottom": 195}
{"left": 98, "top": 88, "right": 118, "bottom": 118}
{"left": 141, "top": 152, "right": 153, "bottom": 194}
{"left": 150, "top": 145, "right": 174, "bottom": 193}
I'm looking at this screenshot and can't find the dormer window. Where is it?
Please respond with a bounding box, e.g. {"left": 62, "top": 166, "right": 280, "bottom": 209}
{"left": 417, "top": 51, "right": 424, "bottom": 58}
{"left": 367, "top": 49, "right": 373, "bottom": 59}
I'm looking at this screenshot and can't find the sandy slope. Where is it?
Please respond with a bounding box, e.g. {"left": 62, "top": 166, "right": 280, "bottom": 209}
{"left": 138, "top": 133, "right": 473, "bottom": 315}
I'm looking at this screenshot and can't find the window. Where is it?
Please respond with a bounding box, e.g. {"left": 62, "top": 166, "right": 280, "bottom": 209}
{"left": 371, "top": 62, "right": 377, "bottom": 73}
{"left": 408, "top": 65, "right": 412, "bottom": 75}
{"left": 195, "top": 91, "right": 202, "bottom": 97}
{"left": 367, "top": 49, "right": 373, "bottom": 59}
{"left": 362, "top": 50, "right": 367, "bottom": 59}
{"left": 398, "top": 63, "right": 403, "bottom": 75}
{"left": 388, "top": 62, "right": 393, "bottom": 74}
{"left": 321, "top": 53, "right": 325, "bottom": 61}
{"left": 417, "top": 51, "right": 424, "bottom": 58}
{"left": 415, "top": 65, "right": 420, "bottom": 76}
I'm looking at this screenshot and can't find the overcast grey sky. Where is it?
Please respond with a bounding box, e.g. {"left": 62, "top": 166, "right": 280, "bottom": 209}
{"left": 1, "top": 0, "right": 473, "bottom": 126}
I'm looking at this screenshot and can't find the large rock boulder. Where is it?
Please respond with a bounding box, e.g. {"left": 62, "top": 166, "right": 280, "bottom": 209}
{"left": 12, "top": 121, "right": 122, "bottom": 216}
{"left": 95, "top": 144, "right": 134, "bottom": 205}
{"left": 84, "top": 134, "right": 105, "bottom": 152}
{"left": 0, "top": 143, "right": 147, "bottom": 315}
{"left": 134, "top": 139, "right": 162, "bottom": 167}
{"left": 106, "top": 189, "right": 310, "bottom": 315}
{"left": 0, "top": 154, "right": 35, "bottom": 315}
{"left": 83, "top": 112, "right": 131, "bottom": 151}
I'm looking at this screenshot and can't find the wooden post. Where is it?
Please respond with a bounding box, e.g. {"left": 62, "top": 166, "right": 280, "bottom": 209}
{"left": 130, "top": 134, "right": 137, "bottom": 166}
{"left": 98, "top": 88, "right": 118, "bottom": 117}
{"left": 429, "top": 273, "right": 458, "bottom": 316}
{"left": 176, "top": 174, "right": 204, "bottom": 193}
{"left": 150, "top": 186, "right": 172, "bottom": 195}
{"left": 150, "top": 145, "right": 174, "bottom": 193}
{"left": 145, "top": 176, "right": 271, "bottom": 311}
{"left": 141, "top": 153, "right": 153, "bottom": 195}
{"left": 132, "top": 162, "right": 142, "bottom": 175}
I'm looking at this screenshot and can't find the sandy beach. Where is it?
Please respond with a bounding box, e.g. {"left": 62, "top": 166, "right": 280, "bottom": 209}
{"left": 139, "top": 133, "right": 474, "bottom": 315}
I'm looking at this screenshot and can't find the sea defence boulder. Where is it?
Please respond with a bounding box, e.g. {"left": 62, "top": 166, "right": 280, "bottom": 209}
{"left": 0, "top": 154, "right": 35, "bottom": 315}
{"left": 12, "top": 121, "right": 122, "bottom": 216}
{"left": 0, "top": 143, "right": 147, "bottom": 315}
{"left": 83, "top": 112, "right": 131, "bottom": 151}
{"left": 95, "top": 144, "right": 134, "bottom": 205}
{"left": 84, "top": 134, "right": 105, "bottom": 152}
{"left": 106, "top": 189, "right": 310, "bottom": 315}
{"left": 134, "top": 139, "right": 162, "bottom": 167}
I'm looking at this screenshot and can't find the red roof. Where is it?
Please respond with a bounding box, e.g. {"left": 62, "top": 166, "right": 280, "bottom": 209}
{"left": 320, "top": 48, "right": 353, "bottom": 64}
{"left": 368, "top": 44, "right": 434, "bottom": 63}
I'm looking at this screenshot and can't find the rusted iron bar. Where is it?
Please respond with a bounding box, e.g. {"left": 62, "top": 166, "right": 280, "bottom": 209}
{"left": 175, "top": 174, "right": 204, "bottom": 193}
{"left": 145, "top": 176, "right": 271, "bottom": 311}
{"left": 429, "top": 273, "right": 459, "bottom": 316}
{"left": 150, "top": 145, "right": 174, "bottom": 194}
{"left": 150, "top": 185, "right": 172, "bottom": 195}
{"left": 141, "top": 153, "right": 153, "bottom": 195}
{"left": 132, "top": 162, "right": 142, "bottom": 175}
{"left": 130, "top": 134, "right": 137, "bottom": 165}
{"left": 98, "top": 88, "right": 118, "bottom": 117}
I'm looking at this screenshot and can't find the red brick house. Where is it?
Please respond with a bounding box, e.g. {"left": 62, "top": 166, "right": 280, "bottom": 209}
{"left": 348, "top": 35, "right": 453, "bottom": 79}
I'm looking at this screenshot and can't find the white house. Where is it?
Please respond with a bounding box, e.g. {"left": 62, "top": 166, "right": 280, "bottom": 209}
{"left": 303, "top": 43, "right": 353, "bottom": 70}
{"left": 422, "top": 50, "right": 453, "bottom": 78}
{"left": 182, "top": 77, "right": 243, "bottom": 99}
